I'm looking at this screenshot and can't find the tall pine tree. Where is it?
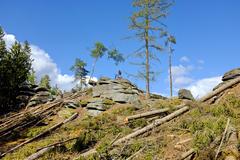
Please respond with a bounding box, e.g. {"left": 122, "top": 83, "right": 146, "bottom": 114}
{"left": 0, "top": 27, "right": 32, "bottom": 113}
{"left": 130, "top": 0, "right": 173, "bottom": 98}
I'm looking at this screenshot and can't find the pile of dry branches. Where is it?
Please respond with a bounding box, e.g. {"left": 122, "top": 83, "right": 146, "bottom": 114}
{"left": 0, "top": 99, "right": 64, "bottom": 140}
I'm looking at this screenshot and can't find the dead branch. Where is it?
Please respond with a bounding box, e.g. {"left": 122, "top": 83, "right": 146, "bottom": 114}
{"left": 0, "top": 113, "right": 78, "bottom": 158}
{"left": 215, "top": 118, "right": 230, "bottom": 160}
{"left": 125, "top": 104, "right": 185, "bottom": 123}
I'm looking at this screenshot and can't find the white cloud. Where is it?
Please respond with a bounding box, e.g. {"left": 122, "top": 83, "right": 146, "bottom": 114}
{"left": 2, "top": 33, "right": 16, "bottom": 48}
{"left": 29, "top": 45, "right": 76, "bottom": 91}
{"left": 171, "top": 65, "right": 194, "bottom": 86}
{"left": 3, "top": 32, "right": 96, "bottom": 91}
{"left": 170, "top": 63, "right": 221, "bottom": 98}
{"left": 180, "top": 56, "right": 190, "bottom": 63}
{"left": 174, "top": 76, "right": 194, "bottom": 86}
{"left": 187, "top": 76, "right": 222, "bottom": 99}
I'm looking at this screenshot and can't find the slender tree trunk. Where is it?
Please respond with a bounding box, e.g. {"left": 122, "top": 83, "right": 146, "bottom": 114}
{"left": 90, "top": 57, "right": 98, "bottom": 81}
{"left": 80, "top": 77, "right": 83, "bottom": 91}
{"left": 145, "top": 15, "right": 150, "bottom": 99}
{"left": 169, "top": 44, "right": 173, "bottom": 98}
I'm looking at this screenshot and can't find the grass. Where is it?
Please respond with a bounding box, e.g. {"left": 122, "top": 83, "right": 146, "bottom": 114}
{"left": 2, "top": 94, "right": 240, "bottom": 159}
{"left": 177, "top": 94, "right": 240, "bottom": 151}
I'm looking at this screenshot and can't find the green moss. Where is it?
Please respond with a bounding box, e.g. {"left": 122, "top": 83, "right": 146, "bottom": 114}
{"left": 24, "top": 126, "right": 49, "bottom": 138}
{"left": 128, "top": 118, "right": 148, "bottom": 129}
{"left": 79, "top": 100, "right": 89, "bottom": 107}
{"left": 111, "top": 105, "right": 136, "bottom": 116}
{"left": 102, "top": 98, "right": 115, "bottom": 105}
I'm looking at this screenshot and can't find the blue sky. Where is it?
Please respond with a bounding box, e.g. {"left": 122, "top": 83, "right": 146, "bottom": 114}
{"left": 1, "top": 0, "right": 240, "bottom": 97}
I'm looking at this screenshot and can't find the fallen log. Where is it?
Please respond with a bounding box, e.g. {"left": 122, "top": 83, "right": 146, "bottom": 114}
{"left": 0, "top": 100, "right": 63, "bottom": 138}
{"left": 0, "top": 113, "right": 78, "bottom": 158}
{"left": 125, "top": 104, "right": 185, "bottom": 123}
{"left": 36, "top": 137, "right": 78, "bottom": 152}
{"left": 199, "top": 77, "right": 240, "bottom": 102}
{"left": 25, "top": 146, "right": 55, "bottom": 160}
{"left": 113, "top": 106, "right": 189, "bottom": 145}
{"left": 25, "top": 137, "right": 78, "bottom": 160}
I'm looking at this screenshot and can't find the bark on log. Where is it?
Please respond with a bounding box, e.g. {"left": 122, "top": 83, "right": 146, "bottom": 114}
{"left": 0, "top": 113, "right": 78, "bottom": 158}
{"left": 25, "top": 146, "right": 55, "bottom": 160}
{"left": 113, "top": 106, "right": 189, "bottom": 145}
{"left": 199, "top": 77, "right": 240, "bottom": 102}
{"left": 125, "top": 104, "right": 185, "bottom": 123}
{"left": 25, "top": 137, "right": 78, "bottom": 160}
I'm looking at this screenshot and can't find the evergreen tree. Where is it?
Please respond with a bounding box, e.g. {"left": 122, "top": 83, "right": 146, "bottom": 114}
{"left": 130, "top": 0, "right": 173, "bottom": 98}
{"left": 39, "top": 75, "right": 51, "bottom": 89}
{"left": 107, "top": 48, "right": 125, "bottom": 65}
{"left": 28, "top": 69, "right": 36, "bottom": 85}
{"left": 71, "top": 58, "right": 89, "bottom": 89}
{"left": 90, "top": 42, "right": 107, "bottom": 80}
{"left": 0, "top": 27, "right": 32, "bottom": 113}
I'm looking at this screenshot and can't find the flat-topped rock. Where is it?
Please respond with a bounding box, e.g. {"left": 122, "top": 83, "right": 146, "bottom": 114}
{"left": 92, "top": 78, "right": 142, "bottom": 103}
{"left": 222, "top": 68, "right": 240, "bottom": 81}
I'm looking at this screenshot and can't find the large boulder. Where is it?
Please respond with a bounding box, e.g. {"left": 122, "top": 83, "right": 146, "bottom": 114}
{"left": 222, "top": 68, "right": 240, "bottom": 81}
{"left": 92, "top": 78, "right": 142, "bottom": 104}
{"left": 178, "top": 89, "right": 194, "bottom": 100}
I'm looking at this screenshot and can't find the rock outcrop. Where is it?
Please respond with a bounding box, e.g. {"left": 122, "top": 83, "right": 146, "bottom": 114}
{"left": 85, "top": 77, "right": 143, "bottom": 115}
{"left": 222, "top": 68, "right": 240, "bottom": 81}
{"left": 208, "top": 68, "right": 240, "bottom": 104}
{"left": 178, "top": 89, "right": 194, "bottom": 101}
{"left": 16, "top": 83, "right": 54, "bottom": 108}
{"left": 92, "top": 78, "right": 142, "bottom": 103}
{"left": 214, "top": 68, "right": 240, "bottom": 91}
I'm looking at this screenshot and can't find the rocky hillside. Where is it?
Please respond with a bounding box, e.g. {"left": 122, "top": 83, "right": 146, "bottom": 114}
{"left": 0, "top": 69, "right": 240, "bottom": 160}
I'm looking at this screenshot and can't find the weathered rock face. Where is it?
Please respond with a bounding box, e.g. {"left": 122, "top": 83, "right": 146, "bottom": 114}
{"left": 213, "top": 68, "right": 240, "bottom": 91}
{"left": 178, "top": 89, "right": 194, "bottom": 100}
{"left": 208, "top": 67, "right": 240, "bottom": 104}
{"left": 222, "top": 68, "right": 240, "bottom": 81}
{"left": 84, "top": 98, "right": 115, "bottom": 116}
{"left": 84, "top": 78, "right": 143, "bottom": 116}
{"left": 16, "top": 83, "right": 37, "bottom": 107}
{"left": 92, "top": 78, "right": 142, "bottom": 103}
{"left": 16, "top": 83, "right": 54, "bottom": 108}
{"left": 27, "top": 91, "right": 54, "bottom": 107}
